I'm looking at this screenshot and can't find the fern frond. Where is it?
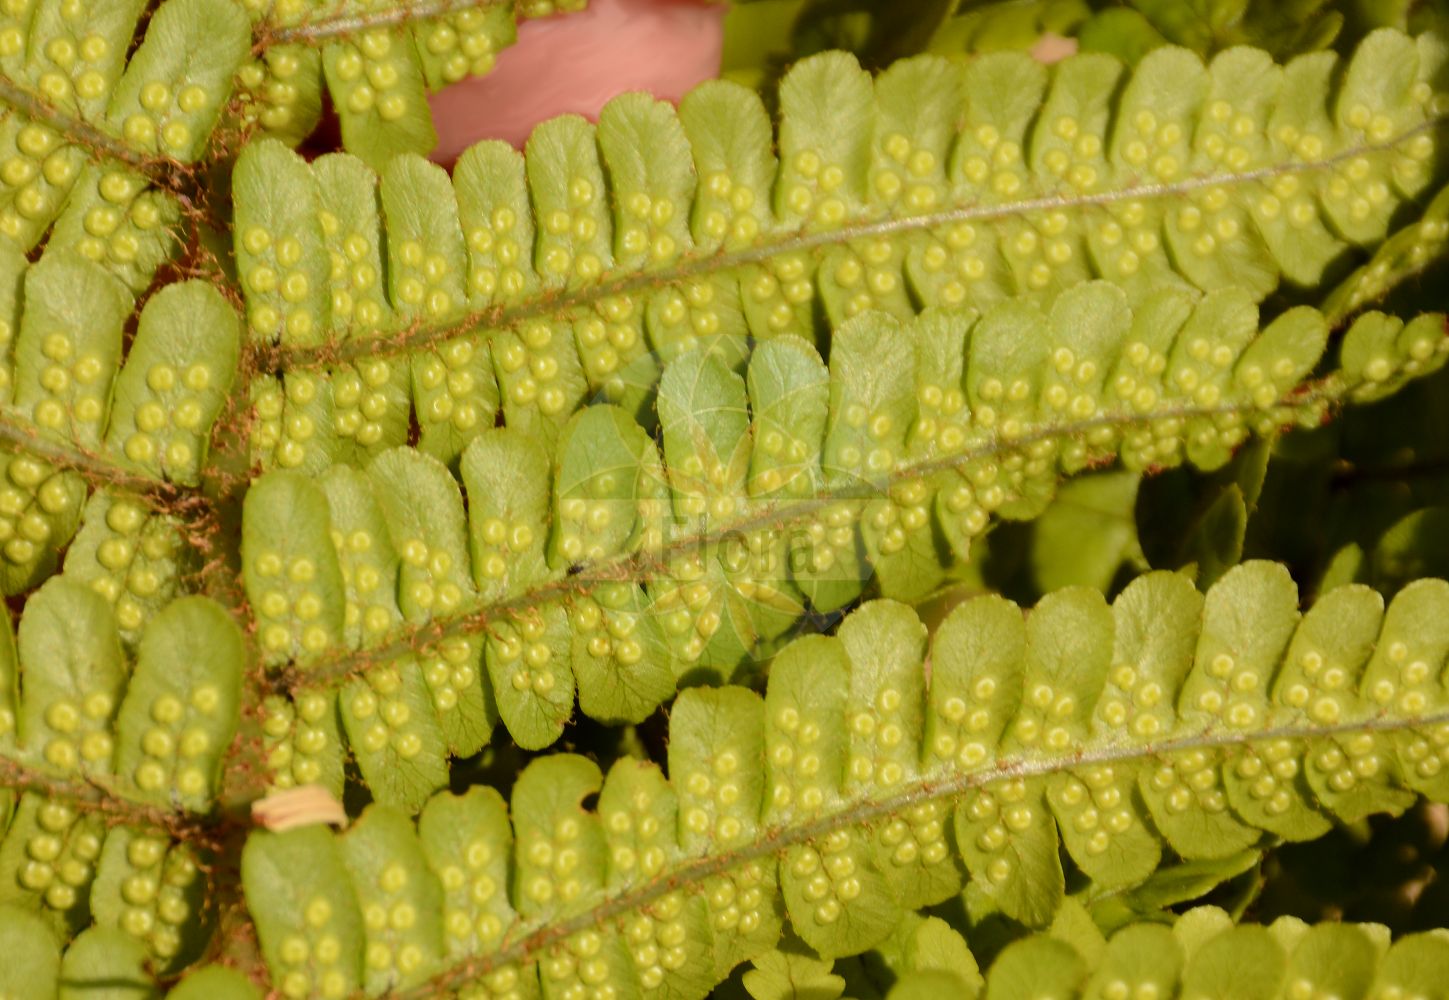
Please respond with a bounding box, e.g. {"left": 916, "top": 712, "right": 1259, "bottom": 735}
{"left": 0, "top": 251, "right": 248, "bottom": 968}
{"left": 234, "top": 30, "right": 1449, "bottom": 476}
{"left": 0, "top": 589, "right": 244, "bottom": 968}
{"left": 238, "top": 287, "right": 1447, "bottom": 803}
{"left": 235, "top": 0, "right": 532, "bottom": 166}
{"left": 0, "top": 0, "right": 251, "bottom": 291}
{"left": 0, "top": 0, "right": 534, "bottom": 293}
{"left": 238, "top": 565, "right": 1449, "bottom": 997}
{"left": 0, "top": 5, "right": 1442, "bottom": 998}
{"left": 0, "top": 250, "right": 239, "bottom": 605}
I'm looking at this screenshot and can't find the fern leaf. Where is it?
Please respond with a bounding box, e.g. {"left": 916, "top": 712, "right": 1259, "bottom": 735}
{"left": 14, "top": 579, "right": 128, "bottom": 778}
{"left": 19, "top": 895, "right": 1449, "bottom": 1000}
{"left": 315, "top": 154, "right": 410, "bottom": 463}
{"left": 235, "top": 139, "right": 333, "bottom": 351}
{"left": 0, "top": 902, "right": 264, "bottom": 1000}
{"left": 57, "top": 924, "right": 157, "bottom": 1000}
{"left": 111, "top": 597, "right": 243, "bottom": 810}
{"left": 238, "top": 0, "right": 527, "bottom": 167}
{"left": 323, "top": 31, "right": 436, "bottom": 169}
{"left": 895, "top": 906, "right": 1425, "bottom": 1000}
{"left": 242, "top": 824, "right": 365, "bottom": 1000}
{"left": 876, "top": 913, "right": 983, "bottom": 997}
{"left": 340, "top": 805, "right": 447, "bottom": 994}
{"left": 102, "top": 0, "right": 251, "bottom": 165}
{"left": 0, "top": 0, "right": 250, "bottom": 292}
{"left": 232, "top": 45, "right": 325, "bottom": 148}
{"left": 248, "top": 453, "right": 497, "bottom": 802}
{"left": 240, "top": 285, "right": 1448, "bottom": 785}
{"left": 244, "top": 471, "right": 351, "bottom": 668}
{"left": 166, "top": 965, "right": 263, "bottom": 1000}
{"left": 244, "top": 31, "right": 1448, "bottom": 479}
{"left": 0, "top": 449, "right": 87, "bottom": 598}
{"left": 13, "top": 254, "right": 132, "bottom": 452}
{"left": 0, "top": 792, "right": 107, "bottom": 934}
{"left": 743, "top": 942, "right": 847, "bottom": 1000}
{"left": 0, "top": 0, "right": 534, "bottom": 179}
{"left": 103, "top": 281, "right": 242, "bottom": 486}
{"left": 260, "top": 687, "right": 347, "bottom": 801}
{"left": 322, "top": 466, "right": 449, "bottom": 811}
{"left": 237, "top": 566, "right": 1449, "bottom": 997}
{"left": 0, "top": 10, "right": 1445, "bottom": 999}
{"left": 89, "top": 824, "right": 213, "bottom": 973}
{"left": 0, "top": 250, "right": 240, "bottom": 602}
{"left": 0, "top": 903, "right": 60, "bottom": 1000}
{"left": 1324, "top": 180, "right": 1449, "bottom": 323}
{"left": 415, "top": 787, "right": 516, "bottom": 961}
{"left": 40, "top": 0, "right": 249, "bottom": 293}
{"left": 0, "top": 590, "right": 242, "bottom": 963}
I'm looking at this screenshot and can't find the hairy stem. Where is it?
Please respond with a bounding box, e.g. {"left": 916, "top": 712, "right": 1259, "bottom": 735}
{"left": 0, "top": 407, "right": 215, "bottom": 519}
{"left": 0, "top": 754, "right": 227, "bottom": 847}
{"left": 0, "top": 74, "right": 190, "bottom": 191}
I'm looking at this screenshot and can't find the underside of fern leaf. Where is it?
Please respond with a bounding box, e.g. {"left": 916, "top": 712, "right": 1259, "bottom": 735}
{"left": 234, "top": 29, "right": 1447, "bottom": 479}
{"left": 1, "top": 6, "right": 1449, "bottom": 1000}
{"left": 0, "top": 0, "right": 568, "bottom": 308}
{"left": 0, "top": 587, "right": 242, "bottom": 969}
{"left": 233, "top": 564, "right": 1449, "bottom": 997}
{"left": 240, "top": 0, "right": 536, "bottom": 164}
{"left": 0, "top": 251, "right": 240, "bottom": 642}
{"left": 241, "top": 287, "right": 1447, "bottom": 805}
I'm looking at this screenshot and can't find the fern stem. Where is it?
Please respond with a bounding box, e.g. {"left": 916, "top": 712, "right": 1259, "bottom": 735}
{"left": 0, "top": 754, "right": 226, "bottom": 847}
{"left": 0, "top": 74, "right": 189, "bottom": 192}
{"left": 262, "top": 0, "right": 511, "bottom": 45}
{"left": 385, "top": 704, "right": 1449, "bottom": 999}
{"left": 0, "top": 408, "right": 210, "bottom": 516}
{"left": 249, "top": 117, "right": 1449, "bottom": 375}
{"left": 198, "top": 377, "right": 266, "bottom": 503}
{"left": 275, "top": 382, "right": 1344, "bottom": 695}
